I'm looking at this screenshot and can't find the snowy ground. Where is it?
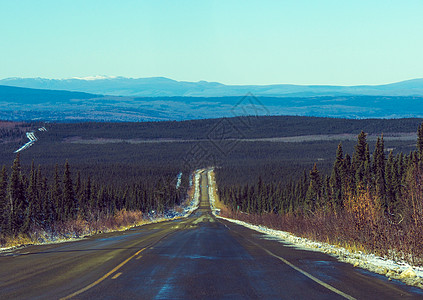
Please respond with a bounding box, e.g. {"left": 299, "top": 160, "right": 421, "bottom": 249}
{"left": 14, "top": 128, "right": 46, "bottom": 153}
{"left": 181, "top": 169, "right": 202, "bottom": 216}
{"left": 207, "top": 169, "right": 220, "bottom": 215}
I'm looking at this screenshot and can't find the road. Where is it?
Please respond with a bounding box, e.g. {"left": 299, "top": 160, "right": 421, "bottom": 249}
{"left": 0, "top": 170, "right": 422, "bottom": 299}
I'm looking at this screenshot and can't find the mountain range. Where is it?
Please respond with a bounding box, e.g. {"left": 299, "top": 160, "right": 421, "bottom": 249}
{"left": 2, "top": 76, "right": 423, "bottom": 97}
{"left": 1, "top": 77, "right": 423, "bottom": 122}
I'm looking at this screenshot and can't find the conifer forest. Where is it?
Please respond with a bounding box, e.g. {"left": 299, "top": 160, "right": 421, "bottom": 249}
{"left": 1, "top": 116, "right": 423, "bottom": 265}
{"left": 217, "top": 124, "right": 423, "bottom": 264}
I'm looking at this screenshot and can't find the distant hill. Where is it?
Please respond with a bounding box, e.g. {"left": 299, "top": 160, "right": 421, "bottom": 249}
{"left": 2, "top": 84, "right": 423, "bottom": 121}
{"left": 0, "top": 84, "right": 95, "bottom": 104}
{"left": 1, "top": 76, "right": 423, "bottom": 97}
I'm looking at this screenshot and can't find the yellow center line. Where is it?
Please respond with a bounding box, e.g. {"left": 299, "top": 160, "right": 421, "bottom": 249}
{"left": 111, "top": 272, "right": 122, "bottom": 279}
{"left": 60, "top": 247, "right": 146, "bottom": 300}
{"left": 136, "top": 255, "right": 143, "bottom": 260}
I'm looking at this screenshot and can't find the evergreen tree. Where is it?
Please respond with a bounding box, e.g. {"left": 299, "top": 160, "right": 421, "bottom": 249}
{"left": 385, "top": 150, "right": 403, "bottom": 215}
{"left": 0, "top": 166, "right": 7, "bottom": 230}
{"left": 418, "top": 123, "right": 423, "bottom": 161}
{"left": 364, "top": 143, "right": 372, "bottom": 186}
{"left": 353, "top": 131, "right": 368, "bottom": 168}
{"left": 257, "top": 176, "right": 263, "bottom": 213}
{"left": 373, "top": 136, "right": 386, "bottom": 208}
{"left": 22, "top": 161, "right": 36, "bottom": 232}
{"left": 39, "top": 172, "right": 52, "bottom": 226}
{"left": 75, "top": 171, "right": 82, "bottom": 213}
{"left": 83, "top": 175, "right": 92, "bottom": 214}
{"left": 52, "top": 164, "right": 62, "bottom": 221}
{"left": 329, "top": 143, "right": 345, "bottom": 210}
{"left": 35, "top": 166, "right": 45, "bottom": 224}
{"left": 62, "top": 161, "right": 75, "bottom": 219}
{"left": 352, "top": 131, "right": 369, "bottom": 192}
{"left": 305, "top": 164, "right": 321, "bottom": 212}
{"left": 6, "top": 154, "right": 26, "bottom": 234}
{"left": 344, "top": 153, "right": 353, "bottom": 195}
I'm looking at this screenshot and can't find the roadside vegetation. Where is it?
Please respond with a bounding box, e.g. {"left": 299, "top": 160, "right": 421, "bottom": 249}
{"left": 217, "top": 123, "right": 423, "bottom": 266}
{"left": 0, "top": 156, "right": 190, "bottom": 248}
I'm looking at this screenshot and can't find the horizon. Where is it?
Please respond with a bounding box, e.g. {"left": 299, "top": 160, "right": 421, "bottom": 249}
{"left": 1, "top": 75, "right": 423, "bottom": 88}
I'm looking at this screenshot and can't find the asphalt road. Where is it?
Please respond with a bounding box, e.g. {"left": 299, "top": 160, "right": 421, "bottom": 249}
{"left": 1, "top": 170, "right": 422, "bottom": 299}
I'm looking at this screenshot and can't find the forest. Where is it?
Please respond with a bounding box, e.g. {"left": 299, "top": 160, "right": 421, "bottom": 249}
{"left": 1, "top": 116, "right": 423, "bottom": 252}
{"left": 217, "top": 123, "right": 423, "bottom": 264}
{"left": 0, "top": 155, "right": 190, "bottom": 246}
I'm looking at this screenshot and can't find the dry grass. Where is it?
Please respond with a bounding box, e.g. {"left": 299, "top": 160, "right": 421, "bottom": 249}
{"left": 221, "top": 200, "right": 423, "bottom": 266}
{"left": 209, "top": 170, "right": 225, "bottom": 210}
{"left": 0, "top": 233, "right": 34, "bottom": 249}
{"left": 0, "top": 209, "right": 147, "bottom": 249}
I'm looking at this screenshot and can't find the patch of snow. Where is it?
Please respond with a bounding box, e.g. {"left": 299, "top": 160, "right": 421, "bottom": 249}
{"left": 176, "top": 172, "right": 182, "bottom": 189}
{"left": 71, "top": 75, "right": 117, "bottom": 81}
{"left": 181, "top": 169, "right": 202, "bottom": 216}
{"left": 189, "top": 173, "right": 193, "bottom": 187}
{"left": 14, "top": 130, "right": 43, "bottom": 153}
{"left": 156, "top": 169, "right": 202, "bottom": 219}
{"left": 207, "top": 169, "right": 220, "bottom": 215}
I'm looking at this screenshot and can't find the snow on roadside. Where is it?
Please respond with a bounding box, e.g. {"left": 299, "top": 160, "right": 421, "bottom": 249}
{"left": 153, "top": 168, "right": 202, "bottom": 219}
{"left": 207, "top": 169, "right": 219, "bottom": 215}
{"left": 216, "top": 215, "right": 423, "bottom": 288}
{"left": 182, "top": 169, "right": 202, "bottom": 216}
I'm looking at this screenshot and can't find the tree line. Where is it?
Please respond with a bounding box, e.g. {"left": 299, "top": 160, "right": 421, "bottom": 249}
{"left": 0, "top": 155, "right": 189, "bottom": 239}
{"left": 217, "top": 123, "right": 423, "bottom": 263}
{"left": 217, "top": 130, "right": 419, "bottom": 218}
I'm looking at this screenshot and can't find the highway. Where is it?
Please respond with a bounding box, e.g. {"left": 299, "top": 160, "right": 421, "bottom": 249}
{"left": 0, "top": 170, "right": 422, "bottom": 299}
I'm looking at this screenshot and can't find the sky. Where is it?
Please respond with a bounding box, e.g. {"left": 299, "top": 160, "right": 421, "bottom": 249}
{"left": 1, "top": 0, "right": 423, "bottom": 86}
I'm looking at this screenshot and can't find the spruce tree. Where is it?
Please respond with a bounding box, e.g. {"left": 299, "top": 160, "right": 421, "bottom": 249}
{"left": 83, "top": 175, "right": 92, "bottom": 215}
{"left": 75, "top": 171, "right": 82, "bottom": 214}
{"left": 373, "top": 136, "right": 386, "bottom": 208}
{"left": 62, "top": 161, "right": 75, "bottom": 220}
{"left": 52, "top": 164, "right": 62, "bottom": 221}
{"left": 418, "top": 123, "right": 423, "bottom": 161}
{"left": 22, "top": 161, "right": 36, "bottom": 232}
{"left": 6, "top": 154, "right": 26, "bottom": 234}
{"left": 36, "top": 166, "right": 45, "bottom": 224}
{"left": 39, "top": 172, "right": 52, "bottom": 226}
{"left": 385, "top": 151, "right": 394, "bottom": 211}
{"left": 0, "top": 166, "right": 7, "bottom": 230}
{"left": 329, "top": 143, "right": 345, "bottom": 210}
{"left": 305, "top": 164, "right": 321, "bottom": 212}
{"left": 352, "top": 131, "right": 369, "bottom": 193}
{"left": 353, "top": 131, "right": 368, "bottom": 168}
{"left": 344, "top": 153, "right": 353, "bottom": 195}
{"left": 364, "top": 143, "right": 372, "bottom": 186}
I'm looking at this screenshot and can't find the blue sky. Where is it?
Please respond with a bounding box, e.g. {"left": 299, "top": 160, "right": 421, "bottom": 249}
{"left": 1, "top": 0, "right": 422, "bottom": 85}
